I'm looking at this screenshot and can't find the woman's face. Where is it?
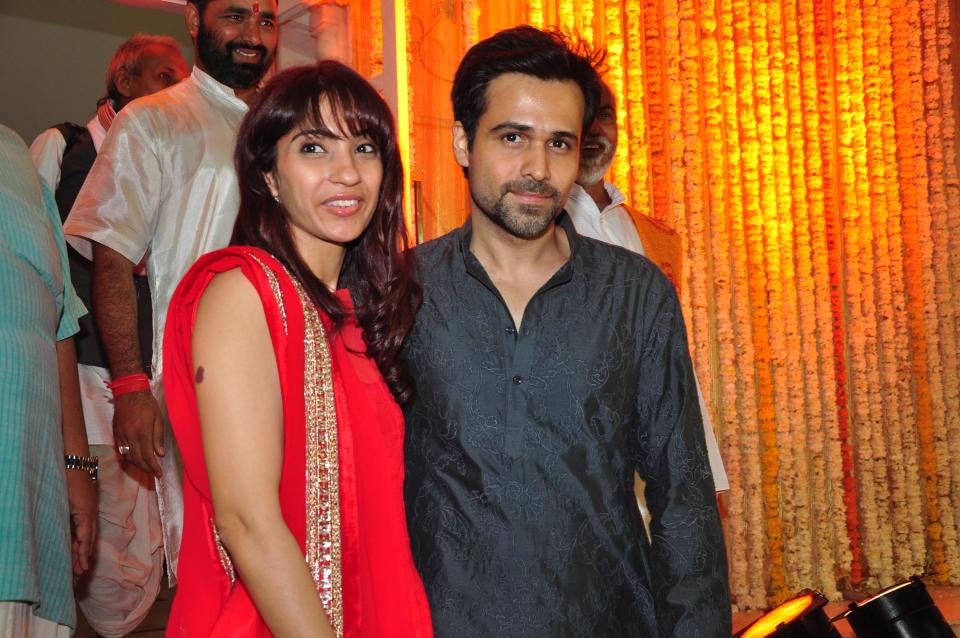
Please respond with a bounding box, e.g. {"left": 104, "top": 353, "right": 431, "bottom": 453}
{"left": 265, "top": 100, "right": 383, "bottom": 260}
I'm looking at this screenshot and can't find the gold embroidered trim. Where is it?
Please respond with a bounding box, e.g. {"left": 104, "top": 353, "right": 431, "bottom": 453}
{"left": 210, "top": 518, "right": 236, "bottom": 584}
{"left": 246, "top": 251, "right": 343, "bottom": 636}
{"left": 291, "top": 276, "right": 343, "bottom": 637}
{"left": 249, "top": 252, "right": 287, "bottom": 335}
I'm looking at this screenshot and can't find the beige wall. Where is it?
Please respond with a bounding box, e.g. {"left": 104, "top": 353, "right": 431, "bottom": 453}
{"left": 0, "top": 0, "right": 191, "bottom": 144}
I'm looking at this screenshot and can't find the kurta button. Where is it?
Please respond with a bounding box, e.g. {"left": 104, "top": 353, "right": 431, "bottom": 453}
{"left": 506, "top": 326, "right": 516, "bottom": 335}
{"left": 512, "top": 375, "right": 523, "bottom": 385}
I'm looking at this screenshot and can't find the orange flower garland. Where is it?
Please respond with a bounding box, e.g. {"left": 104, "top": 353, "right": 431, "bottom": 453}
{"left": 528, "top": 0, "right": 545, "bottom": 29}
{"left": 662, "top": 0, "right": 684, "bottom": 233}
{"left": 623, "top": 0, "right": 652, "bottom": 218}
{"left": 749, "top": 0, "right": 796, "bottom": 598}
{"left": 919, "top": 0, "right": 959, "bottom": 576}
{"left": 603, "top": 0, "right": 632, "bottom": 199}
{"left": 676, "top": 0, "right": 710, "bottom": 390}
{"left": 713, "top": 0, "right": 757, "bottom": 606}
{"left": 734, "top": 0, "right": 788, "bottom": 603}
{"left": 766, "top": 0, "right": 815, "bottom": 591}
{"left": 575, "top": 0, "right": 594, "bottom": 46}
{"left": 862, "top": 0, "right": 917, "bottom": 578}
{"left": 936, "top": 0, "right": 960, "bottom": 562}
{"left": 782, "top": 0, "right": 837, "bottom": 597}
{"left": 559, "top": 0, "right": 575, "bottom": 37}
{"left": 639, "top": 0, "right": 668, "bottom": 218}
{"left": 890, "top": 0, "right": 948, "bottom": 583}
{"left": 839, "top": 0, "right": 898, "bottom": 586}
{"left": 722, "top": 0, "right": 765, "bottom": 607}
{"left": 810, "top": 0, "right": 863, "bottom": 586}
{"left": 875, "top": 0, "right": 928, "bottom": 574}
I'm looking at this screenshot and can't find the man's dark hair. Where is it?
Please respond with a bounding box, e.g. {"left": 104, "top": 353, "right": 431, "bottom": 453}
{"left": 452, "top": 25, "right": 605, "bottom": 149}
{"left": 185, "top": 0, "right": 211, "bottom": 15}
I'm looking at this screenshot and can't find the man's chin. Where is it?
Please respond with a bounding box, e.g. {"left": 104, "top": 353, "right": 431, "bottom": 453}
{"left": 219, "top": 64, "right": 267, "bottom": 89}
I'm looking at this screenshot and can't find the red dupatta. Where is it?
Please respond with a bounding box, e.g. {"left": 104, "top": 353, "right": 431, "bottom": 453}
{"left": 163, "top": 246, "right": 361, "bottom": 637}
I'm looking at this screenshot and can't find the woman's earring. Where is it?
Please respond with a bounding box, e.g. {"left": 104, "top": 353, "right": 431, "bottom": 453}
{"left": 273, "top": 194, "right": 281, "bottom": 204}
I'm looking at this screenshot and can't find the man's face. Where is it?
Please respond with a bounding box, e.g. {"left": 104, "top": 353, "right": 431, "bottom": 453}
{"left": 192, "top": 0, "right": 279, "bottom": 89}
{"left": 454, "top": 73, "right": 584, "bottom": 239}
{"left": 123, "top": 45, "right": 189, "bottom": 102}
{"left": 576, "top": 83, "right": 617, "bottom": 186}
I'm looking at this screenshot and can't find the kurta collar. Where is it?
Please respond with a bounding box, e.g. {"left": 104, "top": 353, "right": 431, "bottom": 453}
{"left": 455, "top": 212, "right": 579, "bottom": 289}
{"left": 567, "top": 180, "right": 627, "bottom": 218}
{"left": 189, "top": 67, "right": 249, "bottom": 112}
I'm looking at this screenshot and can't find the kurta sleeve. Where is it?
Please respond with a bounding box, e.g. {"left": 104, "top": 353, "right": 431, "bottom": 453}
{"left": 28, "top": 128, "right": 67, "bottom": 193}
{"left": 64, "top": 107, "right": 161, "bottom": 264}
{"left": 634, "top": 281, "right": 731, "bottom": 637}
{"left": 39, "top": 180, "right": 86, "bottom": 341}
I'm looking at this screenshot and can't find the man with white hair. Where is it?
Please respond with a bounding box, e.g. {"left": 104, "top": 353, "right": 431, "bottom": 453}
{"left": 564, "top": 81, "right": 729, "bottom": 526}
{"left": 30, "top": 33, "right": 188, "bottom": 637}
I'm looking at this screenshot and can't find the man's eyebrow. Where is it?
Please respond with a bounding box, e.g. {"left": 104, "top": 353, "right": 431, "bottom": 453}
{"left": 489, "top": 122, "right": 532, "bottom": 133}
{"left": 487, "top": 123, "right": 578, "bottom": 142}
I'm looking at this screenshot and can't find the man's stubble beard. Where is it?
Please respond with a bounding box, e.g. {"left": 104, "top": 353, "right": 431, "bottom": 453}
{"left": 471, "top": 178, "right": 562, "bottom": 240}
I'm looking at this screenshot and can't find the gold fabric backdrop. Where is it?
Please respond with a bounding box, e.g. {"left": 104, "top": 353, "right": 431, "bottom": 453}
{"left": 396, "top": 0, "right": 960, "bottom": 609}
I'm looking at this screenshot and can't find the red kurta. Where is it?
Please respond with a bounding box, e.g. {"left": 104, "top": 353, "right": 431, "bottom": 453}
{"left": 163, "top": 247, "right": 432, "bottom": 637}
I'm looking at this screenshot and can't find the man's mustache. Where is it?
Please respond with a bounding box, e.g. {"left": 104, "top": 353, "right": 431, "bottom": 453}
{"left": 227, "top": 41, "right": 269, "bottom": 62}
{"left": 502, "top": 179, "right": 560, "bottom": 200}
{"left": 581, "top": 133, "right": 613, "bottom": 156}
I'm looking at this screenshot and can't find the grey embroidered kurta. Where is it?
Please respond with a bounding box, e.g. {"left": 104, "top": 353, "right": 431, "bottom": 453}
{"left": 402, "top": 214, "right": 731, "bottom": 637}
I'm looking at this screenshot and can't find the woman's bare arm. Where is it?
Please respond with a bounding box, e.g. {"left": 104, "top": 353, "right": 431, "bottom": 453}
{"left": 192, "top": 268, "right": 334, "bottom": 638}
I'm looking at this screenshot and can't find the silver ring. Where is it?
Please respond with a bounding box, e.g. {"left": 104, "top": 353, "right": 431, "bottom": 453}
{"left": 118, "top": 444, "right": 131, "bottom": 456}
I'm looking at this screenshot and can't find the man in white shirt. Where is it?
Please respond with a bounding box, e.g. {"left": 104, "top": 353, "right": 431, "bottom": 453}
{"left": 30, "top": 35, "right": 187, "bottom": 638}
{"left": 64, "top": 0, "right": 279, "bottom": 590}
{"left": 564, "top": 82, "right": 729, "bottom": 523}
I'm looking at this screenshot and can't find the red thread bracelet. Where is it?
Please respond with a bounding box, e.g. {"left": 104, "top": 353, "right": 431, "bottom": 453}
{"left": 107, "top": 372, "right": 151, "bottom": 398}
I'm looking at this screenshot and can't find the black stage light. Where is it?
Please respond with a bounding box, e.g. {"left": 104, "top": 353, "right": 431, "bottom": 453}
{"left": 735, "top": 590, "right": 842, "bottom": 638}
{"left": 835, "top": 576, "right": 955, "bottom": 637}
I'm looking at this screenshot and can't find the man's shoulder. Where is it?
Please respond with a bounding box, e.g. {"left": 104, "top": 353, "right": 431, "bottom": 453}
{"left": 411, "top": 229, "right": 461, "bottom": 270}
{"left": 115, "top": 78, "right": 208, "bottom": 134}
{"left": 574, "top": 233, "right": 674, "bottom": 293}
{"left": 576, "top": 231, "right": 655, "bottom": 269}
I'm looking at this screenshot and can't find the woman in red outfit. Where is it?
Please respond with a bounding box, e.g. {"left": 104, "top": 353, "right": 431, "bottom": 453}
{"left": 162, "top": 62, "right": 432, "bottom": 637}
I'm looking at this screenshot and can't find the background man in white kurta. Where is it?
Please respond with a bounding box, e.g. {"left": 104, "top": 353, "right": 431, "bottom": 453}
{"left": 64, "top": 0, "right": 279, "bottom": 582}
{"left": 564, "top": 81, "right": 729, "bottom": 527}
{"left": 30, "top": 34, "right": 188, "bottom": 637}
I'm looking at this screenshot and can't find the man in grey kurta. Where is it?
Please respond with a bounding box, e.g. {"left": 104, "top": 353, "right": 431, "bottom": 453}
{"left": 402, "top": 26, "right": 731, "bottom": 637}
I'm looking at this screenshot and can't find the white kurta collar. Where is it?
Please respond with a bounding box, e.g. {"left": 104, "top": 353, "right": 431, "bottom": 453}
{"left": 567, "top": 180, "right": 628, "bottom": 218}
{"left": 189, "top": 66, "right": 249, "bottom": 112}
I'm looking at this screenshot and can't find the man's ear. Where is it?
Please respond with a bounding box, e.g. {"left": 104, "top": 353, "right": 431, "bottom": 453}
{"left": 115, "top": 71, "right": 135, "bottom": 99}
{"left": 185, "top": 2, "right": 201, "bottom": 40}
{"left": 452, "top": 121, "right": 470, "bottom": 169}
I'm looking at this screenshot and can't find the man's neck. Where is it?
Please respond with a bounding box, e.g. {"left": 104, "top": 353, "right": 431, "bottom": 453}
{"left": 581, "top": 179, "right": 612, "bottom": 210}
{"left": 195, "top": 62, "right": 260, "bottom": 106}
{"left": 469, "top": 211, "right": 570, "bottom": 329}
{"left": 468, "top": 210, "right": 570, "bottom": 274}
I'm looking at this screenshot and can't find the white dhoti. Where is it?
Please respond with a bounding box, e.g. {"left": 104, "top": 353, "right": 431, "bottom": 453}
{"left": 74, "top": 365, "right": 164, "bottom": 637}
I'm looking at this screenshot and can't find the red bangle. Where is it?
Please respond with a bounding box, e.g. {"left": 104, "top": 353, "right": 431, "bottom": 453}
{"left": 107, "top": 372, "right": 151, "bottom": 398}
